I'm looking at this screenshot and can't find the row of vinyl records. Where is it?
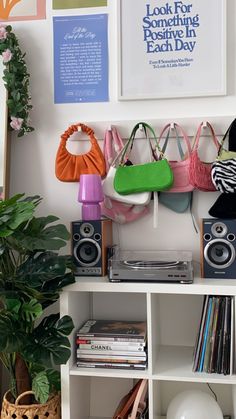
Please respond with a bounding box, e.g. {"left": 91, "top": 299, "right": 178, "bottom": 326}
{"left": 76, "top": 319, "right": 147, "bottom": 370}
{"left": 193, "top": 295, "right": 233, "bottom": 375}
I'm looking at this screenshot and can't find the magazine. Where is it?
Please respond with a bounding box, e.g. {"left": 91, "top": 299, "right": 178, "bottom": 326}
{"left": 77, "top": 319, "right": 147, "bottom": 341}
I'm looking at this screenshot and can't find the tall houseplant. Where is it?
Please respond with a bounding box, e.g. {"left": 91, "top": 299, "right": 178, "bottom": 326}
{"left": 0, "top": 194, "right": 75, "bottom": 405}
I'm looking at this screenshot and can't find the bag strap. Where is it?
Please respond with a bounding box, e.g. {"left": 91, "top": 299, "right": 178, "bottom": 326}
{"left": 228, "top": 118, "right": 236, "bottom": 151}
{"left": 113, "top": 380, "right": 142, "bottom": 419}
{"left": 103, "top": 126, "right": 124, "bottom": 170}
{"left": 158, "top": 123, "right": 191, "bottom": 159}
{"left": 119, "top": 122, "right": 164, "bottom": 166}
{"left": 192, "top": 121, "right": 219, "bottom": 152}
{"left": 218, "top": 118, "right": 236, "bottom": 155}
{"left": 128, "top": 379, "right": 148, "bottom": 419}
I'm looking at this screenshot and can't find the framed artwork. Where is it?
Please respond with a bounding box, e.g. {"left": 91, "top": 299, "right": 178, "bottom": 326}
{"left": 0, "top": 0, "right": 46, "bottom": 22}
{"left": 53, "top": 0, "right": 107, "bottom": 9}
{"left": 118, "top": 0, "right": 226, "bottom": 100}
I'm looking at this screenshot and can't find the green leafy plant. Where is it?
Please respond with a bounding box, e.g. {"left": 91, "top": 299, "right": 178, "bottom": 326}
{"left": 0, "top": 24, "right": 34, "bottom": 137}
{"left": 0, "top": 194, "right": 75, "bottom": 404}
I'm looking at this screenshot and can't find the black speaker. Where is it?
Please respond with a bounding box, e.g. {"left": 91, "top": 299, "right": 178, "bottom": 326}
{"left": 201, "top": 218, "right": 236, "bottom": 278}
{"left": 71, "top": 218, "right": 112, "bottom": 276}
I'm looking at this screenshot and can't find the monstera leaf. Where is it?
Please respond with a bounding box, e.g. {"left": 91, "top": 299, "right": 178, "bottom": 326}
{"left": 12, "top": 216, "right": 70, "bottom": 251}
{"left": 31, "top": 368, "right": 61, "bottom": 404}
{"left": 0, "top": 311, "right": 26, "bottom": 352}
{"left": 14, "top": 253, "right": 75, "bottom": 308}
{"left": 32, "top": 371, "right": 50, "bottom": 404}
{"left": 0, "top": 195, "right": 41, "bottom": 237}
{"left": 17, "top": 253, "right": 69, "bottom": 286}
{"left": 23, "top": 314, "right": 74, "bottom": 367}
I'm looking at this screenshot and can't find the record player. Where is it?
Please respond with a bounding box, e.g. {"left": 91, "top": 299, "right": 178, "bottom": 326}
{"left": 108, "top": 248, "right": 193, "bottom": 284}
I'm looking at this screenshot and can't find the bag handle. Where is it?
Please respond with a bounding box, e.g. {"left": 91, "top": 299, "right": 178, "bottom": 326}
{"left": 119, "top": 122, "right": 164, "bottom": 166}
{"left": 128, "top": 379, "right": 148, "bottom": 419}
{"left": 103, "top": 126, "right": 124, "bottom": 170}
{"left": 113, "top": 380, "right": 142, "bottom": 419}
{"left": 218, "top": 118, "right": 236, "bottom": 155}
{"left": 158, "top": 123, "right": 191, "bottom": 159}
{"left": 228, "top": 118, "right": 236, "bottom": 151}
{"left": 60, "top": 123, "right": 96, "bottom": 145}
{"left": 192, "top": 121, "right": 219, "bottom": 152}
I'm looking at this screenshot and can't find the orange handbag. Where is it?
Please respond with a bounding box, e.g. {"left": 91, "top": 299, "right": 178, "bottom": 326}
{"left": 55, "top": 123, "right": 106, "bottom": 182}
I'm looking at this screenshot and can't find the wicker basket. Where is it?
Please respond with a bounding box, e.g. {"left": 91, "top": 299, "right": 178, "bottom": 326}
{"left": 1, "top": 390, "right": 61, "bottom": 419}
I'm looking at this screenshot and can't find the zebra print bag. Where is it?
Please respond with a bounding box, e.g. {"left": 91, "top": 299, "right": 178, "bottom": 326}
{"left": 211, "top": 119, "right": 236, "bottom": 193}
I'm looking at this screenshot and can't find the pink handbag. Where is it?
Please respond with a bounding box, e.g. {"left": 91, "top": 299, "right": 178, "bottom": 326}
{"left": 158, "top": 123, "right": 194, "bottom": 192}
{"left": 189, "top": 122, "right": 220, "bottom": 191}
{"left": 101, "top": 126, "right": 149, "bottom": 224}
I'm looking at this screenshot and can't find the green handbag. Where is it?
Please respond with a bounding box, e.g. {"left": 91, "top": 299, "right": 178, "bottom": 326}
{"left": 114, "top": 122, "right": 174, "bottom": 195}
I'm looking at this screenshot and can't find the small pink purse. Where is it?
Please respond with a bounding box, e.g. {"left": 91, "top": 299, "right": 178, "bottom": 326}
{"left": 101, "top": 127, "right": 149, "bottom": 224}
{"left": 189, "top": 122, "right": 220, "bottom": 191}
{"left": 158, "top": 123, "right": 194, "bottom": 192}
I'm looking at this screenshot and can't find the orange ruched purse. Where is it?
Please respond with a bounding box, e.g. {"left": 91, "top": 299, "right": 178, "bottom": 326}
{"left": 55, "top": 123, "right": 106, "bottom": 182}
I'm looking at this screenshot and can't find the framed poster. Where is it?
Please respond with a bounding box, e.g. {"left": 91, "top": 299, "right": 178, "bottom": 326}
{"left": 53, "top": 0, "right": 107, "bottom": 9}
{"left": 0, "top": 0, "right": 46, "bottom": 22}
{"left": 118, "top": 0, "right": 226, "bottom": 100}
{"left": 53, "top": 14, "right": 109, "bottom": 103}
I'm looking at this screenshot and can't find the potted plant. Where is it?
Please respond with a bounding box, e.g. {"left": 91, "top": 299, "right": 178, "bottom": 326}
{"left": 0, "top": 194, "right": 75, "bottom": 418}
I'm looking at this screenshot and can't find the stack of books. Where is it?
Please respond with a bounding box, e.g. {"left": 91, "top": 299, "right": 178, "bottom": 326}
{"left": 193, "top": 295, "right": 233, "bottom": 375}
{"left": 76, "top": 319, "right": 147, "bottom": 370}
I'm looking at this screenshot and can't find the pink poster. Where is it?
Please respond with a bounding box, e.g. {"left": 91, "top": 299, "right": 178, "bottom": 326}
{"left": 0, "top": 0, "right": 46, "bottom": 22}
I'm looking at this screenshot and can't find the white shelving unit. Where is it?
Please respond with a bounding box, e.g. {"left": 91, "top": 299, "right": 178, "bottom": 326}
{"left": 60, "top": 277, "right": 236, "bottom": 419}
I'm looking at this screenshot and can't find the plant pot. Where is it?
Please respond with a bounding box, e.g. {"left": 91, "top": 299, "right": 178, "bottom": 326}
{"left": 1, "top": 390, "right": 61, "bottom": 419}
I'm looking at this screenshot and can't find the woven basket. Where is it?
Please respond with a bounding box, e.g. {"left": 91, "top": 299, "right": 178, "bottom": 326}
{"left": 1, "top": 390, "right": 61, "bottom": 419}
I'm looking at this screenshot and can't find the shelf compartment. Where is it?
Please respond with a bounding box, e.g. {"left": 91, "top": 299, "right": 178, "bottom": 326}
{"left": 65, "top": 376, "right": 143, "bottom": 419}
{"left": 153, "top": 380, "right": 235, "bottom": 418}
{"left": 153, "top": 345, "right": 236, "bottom": 384}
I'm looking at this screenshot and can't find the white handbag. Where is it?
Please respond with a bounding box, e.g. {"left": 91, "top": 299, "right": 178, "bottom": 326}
{"left": 103, "top": 166, "right": 151, "bottom": 205}
{"left": 102, "top": 125, "right": 151, "bottom": 206}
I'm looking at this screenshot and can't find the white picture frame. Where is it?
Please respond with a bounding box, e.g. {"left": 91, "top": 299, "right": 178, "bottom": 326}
{"left": 118, "top": 0, "right": 226, "bottom": 100}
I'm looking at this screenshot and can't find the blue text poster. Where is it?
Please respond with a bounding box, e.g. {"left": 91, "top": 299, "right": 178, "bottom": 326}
{"left": 119, "top": 0, "right": 225, "bottom": 99}
{"left": 53, "top": 14, "right": 109, "bottom": 103}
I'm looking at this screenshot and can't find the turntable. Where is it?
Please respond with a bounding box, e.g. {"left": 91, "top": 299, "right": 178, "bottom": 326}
{"left": 108, "top": 248, "right": 193, "bottom": 284}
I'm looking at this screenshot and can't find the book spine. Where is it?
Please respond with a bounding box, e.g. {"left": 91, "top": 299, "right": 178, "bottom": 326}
{"left": 216, "top": 297, "right": 226, "bottom": 374}
{"left": 77, "top": 335, "right": 145, "bottom": 342}
{"left": 77, "top": 349, "right": 146, "bottom": 356}
{"left": 192, "top": 295, "right": 209, "bottom": 372}
{"left": 211, "top": 297, "right": 223, "bottom": 373}
{"left": 77, "top": 356, "right": 146, "bottom": 364}
{"left": 77, "top": 353, "right": 146, "bottom": 361}
{"left": 208, "top": 296, "right": 220, "bottom": 373}
{"left": 199, "top": 296, "right": 213, "bottom": 372}
{"left": 230, "top": 297, "right": 234, "bottom": 375}
{"left": 76, "top": 339, "right": 145, "bottom": 348}
{"left": 203, "top": 296, "right": 216, "bottom": 372}
{"left": 76, "top": 362, "right": 146, "bottom": 369}
{"left": 222, "top": 296, "right": 231, "bottom": 375}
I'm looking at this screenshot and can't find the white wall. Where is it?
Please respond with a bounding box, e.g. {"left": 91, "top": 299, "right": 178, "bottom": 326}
{"left": 8, "top": 0, "right": 236, "bottom": 267}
